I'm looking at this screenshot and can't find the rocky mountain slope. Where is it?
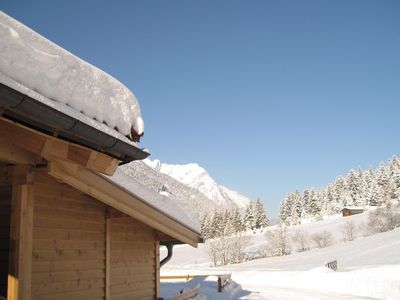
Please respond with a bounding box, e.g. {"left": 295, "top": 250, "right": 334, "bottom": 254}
{"left": 119, "top": 159, "right": 251, "bottom": 221}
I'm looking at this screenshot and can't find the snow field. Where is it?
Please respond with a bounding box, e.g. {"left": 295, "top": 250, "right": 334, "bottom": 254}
{"left": 161, "top": 212, "right": 400, "bottom": 299}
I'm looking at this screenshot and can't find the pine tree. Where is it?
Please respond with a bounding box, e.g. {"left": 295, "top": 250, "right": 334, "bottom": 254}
{"left": 254, "top": 198, "right": 270, "bottom": 229}
{"left": 377, "top": 163, "right": 390, "bottom": 204}
{"left": 307, "top": 189, "right": 321, "bottom": 219}
{"left": 231, "top": 208, "right": 245, "bottom": 232}
{"left": 244, "top": 202, "right": 256, "bottom": 230}
{"left": 291, "top": 190, "right": 303, "bottom": 224}
{"left": 210, "top": 210, "right": 224, "bottom": 238}
{"left": 200, "top": 212, "right": 213, "bottom": 239}
{"left": 279, "top": 195, "right": 292, "bottom": 225}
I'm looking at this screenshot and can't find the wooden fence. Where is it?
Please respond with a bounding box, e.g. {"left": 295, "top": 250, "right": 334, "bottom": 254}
{"left": 217, "top": 273, "right": 231, "bottom": 292}
{"left": 325, "top": 260, "right": 337, "bottom": 271}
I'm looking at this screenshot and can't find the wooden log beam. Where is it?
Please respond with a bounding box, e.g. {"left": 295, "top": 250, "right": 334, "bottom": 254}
{"left": 0, "top": 139, "right": 42, "bottom": 165}
{"left": 8, "top": 183, "right": 34, "bottom": 300}
{"left": 0, "top": 117, "right": 119, "bottom": 175}
{"left": 0, "top": 165, "right": 34, "bottom": 187}
{"left": 155, "top": 240, "right": 160, "bottom": 298}
{"left": 105, "top": 218, "right": 111, "bottom": 300}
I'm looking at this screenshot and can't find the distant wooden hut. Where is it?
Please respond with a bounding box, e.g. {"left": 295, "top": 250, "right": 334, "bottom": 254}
{"left": 342, "top": 207, "right": 364, "bottom": 217}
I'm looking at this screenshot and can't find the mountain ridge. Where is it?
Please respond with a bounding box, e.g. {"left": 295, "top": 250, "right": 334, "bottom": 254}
{"left": 143, "top": 158, "right": 251, "bottom": 209}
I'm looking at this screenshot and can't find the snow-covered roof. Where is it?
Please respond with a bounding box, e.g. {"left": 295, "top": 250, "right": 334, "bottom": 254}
{"left": 103, "top": 168, "right": 201, "bottom": 234}
{"left": 0, "top": 11, "right": 144, "bottom": 141}
{"left": 342, "top": 207, "right": 365, "bottom": 210}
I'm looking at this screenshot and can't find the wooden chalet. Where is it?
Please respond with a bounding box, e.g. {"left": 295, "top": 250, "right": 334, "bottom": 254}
{"left": 0, "top": 90, "right": 201, "bottom": 300}
{"left": 342, "top": 207, "right": 364, "bottom": 217}
{"left": 0, "top": 14, "right": 201, "bottom": 300}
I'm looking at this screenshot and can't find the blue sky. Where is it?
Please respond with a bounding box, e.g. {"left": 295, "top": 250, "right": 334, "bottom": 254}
{"left": 2, "top": 1, "right": 400, "bottom": 217}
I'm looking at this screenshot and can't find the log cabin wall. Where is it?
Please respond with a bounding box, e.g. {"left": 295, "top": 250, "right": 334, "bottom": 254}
{"left": 31, "top": 172, "right": 107, "bottom": 300}
{"left": 109, "top": 217, "right": 157, "bottom": 300}
{"left": 30, "top": 171, "right": 159, "bottom": 300}
{"left": 0, "top": 186, "right": 11, "bottom": 298}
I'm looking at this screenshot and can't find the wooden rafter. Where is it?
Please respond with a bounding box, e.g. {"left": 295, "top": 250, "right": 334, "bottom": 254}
{"left": 0, "top": 117, "right": 119, "bottom": 175}
{"left": 47, "top": 159, "right": 199, "bottom": 247}
{"left": 0, "top": 139, "right": 43, "bottom": 165}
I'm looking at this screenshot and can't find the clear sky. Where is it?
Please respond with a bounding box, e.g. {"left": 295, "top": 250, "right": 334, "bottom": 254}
{"left": 2, "top": 1, "right": 400, "bottom": 217}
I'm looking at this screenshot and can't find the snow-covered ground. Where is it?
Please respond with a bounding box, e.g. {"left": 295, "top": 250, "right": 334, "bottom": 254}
{"left": 161, "top": 212, "right": 400, "bottom": 299}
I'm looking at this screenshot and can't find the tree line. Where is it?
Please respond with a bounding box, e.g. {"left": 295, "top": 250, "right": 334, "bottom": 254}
{"left": 200, "top": 198, "right": 270, "bottom": 240}
{"left": 280, "top": 155, "right": 400, "bottom": 225}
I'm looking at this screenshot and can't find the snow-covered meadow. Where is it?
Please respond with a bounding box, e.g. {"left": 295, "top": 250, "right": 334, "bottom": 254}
{"left": 161, "top": 211, "right": 400, "bottom": 299}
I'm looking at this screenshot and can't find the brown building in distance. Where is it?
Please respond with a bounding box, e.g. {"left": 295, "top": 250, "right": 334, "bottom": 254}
{"left": 342, "top": 207, "right": 364, "bottom": 217}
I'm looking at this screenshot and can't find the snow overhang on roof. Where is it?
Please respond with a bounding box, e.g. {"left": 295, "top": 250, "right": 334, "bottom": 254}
{"left": 0, "top": 11, "right": 149, "bottom": 163}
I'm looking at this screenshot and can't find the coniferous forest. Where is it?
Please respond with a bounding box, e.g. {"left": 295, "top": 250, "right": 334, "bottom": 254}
{"left": 280, "top": 155, "right": 400, "bottom": 225}
{"left": 200, "top": 198, "right": 270, "bottom": 239}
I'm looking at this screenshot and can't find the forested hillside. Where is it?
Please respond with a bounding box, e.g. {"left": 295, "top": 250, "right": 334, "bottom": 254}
{"left": 280, "top": 156, "right": 400, "bottom": 225}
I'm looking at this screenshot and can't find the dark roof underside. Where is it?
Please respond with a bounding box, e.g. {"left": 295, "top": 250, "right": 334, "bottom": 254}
{"left": 0, "top": 83, "right": 149, "bottom": 164}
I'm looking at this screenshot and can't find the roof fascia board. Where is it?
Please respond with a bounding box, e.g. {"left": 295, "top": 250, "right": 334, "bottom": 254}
{"left": 0, "top": 116, "right": 119, "bottom": 175}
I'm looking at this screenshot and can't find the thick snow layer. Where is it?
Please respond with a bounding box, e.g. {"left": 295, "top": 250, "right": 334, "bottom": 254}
{"left": 144, "top": 159, "right": 251, "bottom": 209}
{"left": 0, "top": 11, "right": 143, "bottom": 138}
{"left": 103, "top": 168, "right": 200, "bottom": 234}
{"left": 0, "top": 73, "right": 138, "bottom": 145}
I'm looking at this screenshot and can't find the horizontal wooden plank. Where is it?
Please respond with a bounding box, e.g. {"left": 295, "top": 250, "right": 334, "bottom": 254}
{"left": 110, "top": 272, "right": 154, "bottom": 286}
{"left": 33, "top": 171, "right": 59, "bottom": 185}
{"left": 33, "top": 239, "right": 105, "bottom": 251}
{"left": 111, "top": 241, "right": 154, "bottom": 251}
{"left": 111, "top": 280, "right": 155, "bottom": 295}
{"left": 110, "top": 257, "right": 155, "bottom": 268}
{"left": 32, "top": 287, "right": 105, "bottom": 300}
{"left": 34, "top": 194, "right": 106, "bottom": 215}
{"left": 110, "top": 248, "right": 155, "bottom": 259}
{"left": 34, "top": 182, "right": 86, "bottom": 200}
{"left": 34, "top": 217, "right": 105, "bottom": 232}
{"left": 33, "top": 227, "right": 105, "bottom": 241}
{"left": 111, "top": 232, "right": 155, "bottom": 243}
{"left": 110, "top": 265, "right": 155, "bottom": 276}
{"left": 110, "top": 221, "right": 154, "bottom": 233}
{"left": 34, "top": 206, "right": 105, "bottom": 224}
{"left": 32, "top": 278, "right": 104, "bottom": 296}
{"left": 111, "top": 286, "right": 155, "bottom": 299}
{"left": 32, "top": 249, "right": 105, "bottom": 262}
{"left": 32, "top": 259, "right": 104, "bottom": 273}
{"left": 32, "top": 269, "right": 105, "bottom": 284}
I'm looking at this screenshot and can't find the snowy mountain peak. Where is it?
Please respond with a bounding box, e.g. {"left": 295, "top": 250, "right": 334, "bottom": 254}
{"left": 143, "top": 158, "right": 251, "bottom": 209}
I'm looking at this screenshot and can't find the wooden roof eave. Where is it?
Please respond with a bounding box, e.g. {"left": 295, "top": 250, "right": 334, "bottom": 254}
{"left": 47, "top": 159, "right": 199, "bottom": 247}
{"left": 0, "top": 116, "right": 119, "bottom": 175}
